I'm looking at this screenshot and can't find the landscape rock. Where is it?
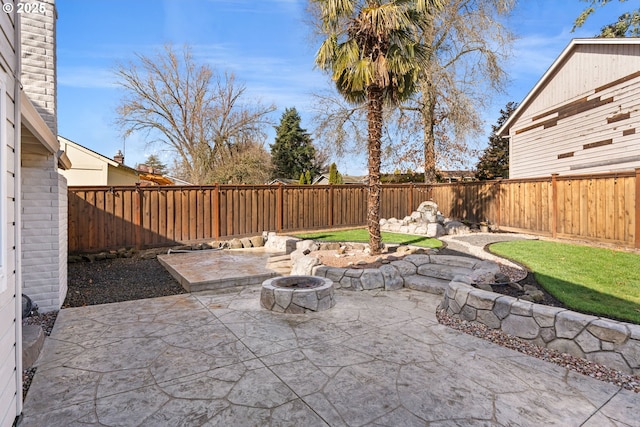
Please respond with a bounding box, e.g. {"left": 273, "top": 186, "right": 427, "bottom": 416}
{"left": 249, "top": 236, "right": 265, "bottom": 247}
{"left": 395, "top": 245, "right": 416, "bottom": 256}
{"left": 296, "top": 239, "right": 319, "bottom": 253}
{"left": 291, "top": 256, "right": 321, "bottom": 275}
{"left": 426, "top": 223, "right": 445, "bottom": 238}
{"left": 444, "top": 220, "right": 470, "bottom": 236}
{"left": 416, "top": 201, "right": 439, "bottom": 223}
{"left": 240, "top": 237, "right": 253, "bottom": 248}
{"left": 319, "top": 242, "right": 341, "bottom": 251}
{"left": 228, "top": 238, "right": 243, "bottom": 249}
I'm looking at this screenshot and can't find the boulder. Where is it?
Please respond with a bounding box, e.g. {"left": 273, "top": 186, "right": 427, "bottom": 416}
{"left": 249, "top": 236, "right": 265, "bottom": 247}
{"left": 240, "top": 237, "right": 253, "bottom": 248}
{"left": 291, "top": 255, "right": 321, "bottom": 275}
{"left": 296, "top": 239, "right": 320, "bottom": 253}
{"left": 469, "top": 269, "right": 497, "bottom": 285}
{"left": 319, "top": 242, "right": 341, "bottom": 251}
{"left": 416, "top": 201, "right": 439, "bottom": 223}
{"left": 444, "top": 220, "right": 470, "bottom": 235}
{"left": 264, "top": 232, "right": 300, "bottom": 253}
{"left": 228, "top": 238, "right": 243, "bottom": 249}
{"left": 395, "top": 245, "right": 416, "bottom": 256}
{"left": 426, "top": 223, "right": 445, "bottom": 238}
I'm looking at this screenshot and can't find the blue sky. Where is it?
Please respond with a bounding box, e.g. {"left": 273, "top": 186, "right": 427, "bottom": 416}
{"left": 56, "top": 0, "right": 633, "bottom": 175}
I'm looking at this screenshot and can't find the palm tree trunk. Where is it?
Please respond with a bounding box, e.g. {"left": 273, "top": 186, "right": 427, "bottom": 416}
{"left": 367, "top": 86, "right": 383, "bottom": 255}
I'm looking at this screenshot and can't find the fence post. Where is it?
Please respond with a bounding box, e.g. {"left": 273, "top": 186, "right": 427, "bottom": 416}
{"left": 277, "top": 183, "right": 283, "bottom": 233}
{"left": 635, "top": 168, "right": 640, "bottom": 249}
{"left": 135, "top": 184, "right": 143, "bottom": 249}
{"left": 409, "top": 183, "right": 414, "bottom": 215}
{"left": 551, "top": 174, "right": 558, "bottom": 238}
{"left": 213, "top": 183, "right": 220, "bottom": 241}
{"left": 329, "top": 184, "right": 334, "bottom": 228}
{"left": 495, "top": 179, "right": 501, "bottom": 229}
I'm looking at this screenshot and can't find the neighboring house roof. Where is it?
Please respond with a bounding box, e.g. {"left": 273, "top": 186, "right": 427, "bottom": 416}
{"left": 439, "top": 170, "right": 476, "bottom": 181}
{"left": 58, "top": 136, "right": 138, "bottom": 174}
{"left": 498, "top": 38, "right": 640, "bottom": 137}
{"left": 267, "top": 178, "right": 300, "bottom": 185}
{"left": 58, "top": 136, "right": 141, "bottom": 186}
{"left": 312, "top": 174, "right": 368, "bottom": 185}
{"left": 164, "top": 175, "right": 194, "bottom": 186}
{"left": 138, "top": 173, "right": 174, "bottom": 186}
{"left": 137, "top": 164, "right": 175, "bottom": 186}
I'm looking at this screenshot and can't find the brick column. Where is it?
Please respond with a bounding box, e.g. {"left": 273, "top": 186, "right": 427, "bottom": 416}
{"left": 20, "top": 0, "right": 57, "bottom": 135}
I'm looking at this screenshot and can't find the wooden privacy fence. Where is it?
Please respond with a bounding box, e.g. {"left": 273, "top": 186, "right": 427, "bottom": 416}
{"left": 68, "top": 184, "right": 432, "bottom": 253}
{"left": 432, "top": 169, "right": 639, "bottom": 248}
{"left": 68, "top": 170, "right": 640, "bottom": 253}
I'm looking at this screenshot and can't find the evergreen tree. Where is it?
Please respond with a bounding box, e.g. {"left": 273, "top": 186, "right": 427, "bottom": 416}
{"left": 270, "top": 108, "right": 317, "bottom": 179}
{"left": 475, "top": 102, "right": 517, "bottom": 180}
{"left": 328, "top": 162, "right": 343, "bottom": 184}
{"left": 299, "top": 173, "right": 305, "bottom": 184}
{"left": 305, "top": 170, "right": 312, "bottom": 184}
{"left": 140, "top": 154, "right": 168, "bottom": 174}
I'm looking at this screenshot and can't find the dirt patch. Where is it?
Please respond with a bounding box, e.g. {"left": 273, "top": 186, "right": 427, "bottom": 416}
{"left": 313, "top": 249, "right": 412, "bottom": 269}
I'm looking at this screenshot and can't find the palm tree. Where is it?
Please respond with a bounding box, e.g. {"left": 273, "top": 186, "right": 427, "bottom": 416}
{"left": 314, "top": 0, "right": 441, "bottom": 254}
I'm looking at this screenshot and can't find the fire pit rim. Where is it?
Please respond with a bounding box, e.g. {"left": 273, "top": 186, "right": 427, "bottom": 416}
{"left": 262, "top": 275, "right": 333, "bottom": 293}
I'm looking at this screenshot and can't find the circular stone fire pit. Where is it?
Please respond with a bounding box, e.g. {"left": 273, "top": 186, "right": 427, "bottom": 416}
{"left": 261, "top": 275, "right": 336, "bottom": 313}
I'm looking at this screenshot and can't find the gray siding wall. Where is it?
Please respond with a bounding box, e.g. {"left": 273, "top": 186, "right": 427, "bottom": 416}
{"left": 0, "top": 8, "right": 18, "bottom": 427}
{"left": 509, "top": 44, "right": 640, "bottom": 178}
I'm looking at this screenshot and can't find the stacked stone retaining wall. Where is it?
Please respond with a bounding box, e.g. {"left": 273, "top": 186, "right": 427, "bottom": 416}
{"left": 442, "top": 278, "right": 640, "bottom": 375}
{"left": 309, "top": 254, "right": 500, "bottom": 294}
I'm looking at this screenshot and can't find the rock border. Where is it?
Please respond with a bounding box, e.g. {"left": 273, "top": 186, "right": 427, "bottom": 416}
{"left": 441, "top": 278, "right": 640, "bottom": 375}
{"left": 69, "top": 234, "right": 270, "bottom": 263}
{"left": 287, "top": 237, "right": 503, "bottom": 294}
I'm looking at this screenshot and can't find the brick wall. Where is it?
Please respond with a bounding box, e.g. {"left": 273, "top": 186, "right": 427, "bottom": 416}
{"left": 21, "top": 0, "right": 57, "bottom": 135}
{"left": 21, "top": 152, "right": 67, "bottom": 312}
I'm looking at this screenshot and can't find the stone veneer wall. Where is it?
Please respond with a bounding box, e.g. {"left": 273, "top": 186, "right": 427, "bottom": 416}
{"left": 442, "top": 278, "right": 640, "bottom": 375}
{"left": 310, "top": 254, "right": 500, "bottom": 294}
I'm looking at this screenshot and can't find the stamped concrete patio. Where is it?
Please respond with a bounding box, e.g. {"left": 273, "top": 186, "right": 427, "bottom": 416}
{"left": 21, "top": 286, "right": 637, "bottom": 426}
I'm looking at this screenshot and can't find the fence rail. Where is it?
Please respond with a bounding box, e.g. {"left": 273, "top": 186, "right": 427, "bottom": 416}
{"left": 68, "top": 170, "right": 639, "bottom": 253}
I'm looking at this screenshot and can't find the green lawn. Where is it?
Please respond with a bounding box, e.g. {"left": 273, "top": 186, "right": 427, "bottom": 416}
{"left": 293, "top": 228, "right": 442, "bottom": 249}
{"left": 490, "top": 240, "right": 640, "bottom": 324}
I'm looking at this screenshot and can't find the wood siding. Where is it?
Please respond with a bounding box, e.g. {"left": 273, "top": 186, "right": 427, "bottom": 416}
{"left": 69, "top": 172, "right": 639, "bottom": 254}
{"left": 0, "top": 8, "right": 17, "bottom": 427}
{"left": 509, "top": 43, "right": 640, "bottom": 179}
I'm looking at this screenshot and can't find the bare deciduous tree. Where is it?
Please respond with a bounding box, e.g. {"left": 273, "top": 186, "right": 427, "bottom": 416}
{"left": 115, "top": 44, "right": 275, "bottom": 184}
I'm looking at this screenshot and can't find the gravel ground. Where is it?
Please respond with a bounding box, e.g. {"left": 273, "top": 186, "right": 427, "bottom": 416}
{"left": 64, "top": 256, "right": 186, "bottom": 308}
{"left": 22, "top": 246, "right": 639, "bottom": 398}
{"left": 437, "top": 309, "right": 640, "bottom": 393}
